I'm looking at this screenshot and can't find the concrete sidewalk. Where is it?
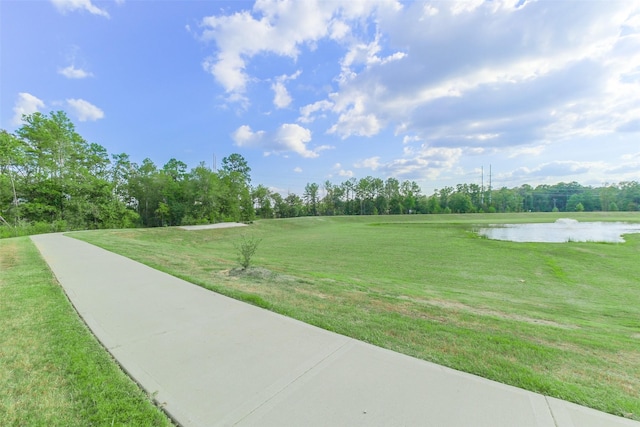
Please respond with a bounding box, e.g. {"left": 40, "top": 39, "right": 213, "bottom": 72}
{"left": 31, "top": 233, "right": 639, "bottom": 427}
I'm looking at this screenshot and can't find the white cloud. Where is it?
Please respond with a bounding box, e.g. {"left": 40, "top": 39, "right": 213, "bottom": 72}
{"left": 450, "top": 0, "right": 484, "bottom": 16}
{"left": 274, "top": 123, "right": 316, "bottom": 158}
{"left": 293, "top": 167, "right": 303, "bottom": 173}
{"left": 271, "top": 71, "right": 300, "bottom": 109}
{"left": 232, "top": 125, "right": 265, "bottom": 147}
{"left": 355, "top": 146, "right": 463, "bottom": 181}
{"left": 299, "top": 100, "right": 333, "bottom": 123}
{"left": 354, "top": 156, "right": 381, "bottom": 170}
{"left": 200, "top": 0, "right": 640, "bottom": 189}
{"left": 199, "top": 0, "right": 400, "bottom": 95}
{"left": 232, "top": 123, "right": 323, "bottom": 158}
{"left": 339, "top": 33, "right": 406, "bottom": 85}
{"left": 504, "top": 161, "right": 601, "bottom": 183}
{"left": 51, "top": 0, "right": 110, "bottom": 18}
{"left": 331, "top": 163, "right": 355, "bottom": 178}
{"left": 59, "top": 65, "right": 93, "bottom": 79}
{"left": 328, "top": 96, "right": 381, "bottom": 138}
{"left": 12, "top": 93, "right": 45, "bottom": 125}
{"left": 272, "top": 82, "right": 292, "bottom": 109}
{"left": 508, "top": 145, "right": 546, "bottom": 158}
{"left": 66, "top": 98, "right": 104, "bottom": 121}
{"left": 293, "top": 0, "right": 640, "bottom": 153}
{"left": 200, "top": 3, "right": 328, "bottom": 94}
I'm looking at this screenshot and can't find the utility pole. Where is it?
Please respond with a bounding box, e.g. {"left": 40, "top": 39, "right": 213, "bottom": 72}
{"left": 212, "top": 154, "right": 216, "bottom": 172}
{"left": 488, "top": 164, "right": 492, "bottom": 204}
{"left": 481, "top": 166, "right": 484, "bottom": 205}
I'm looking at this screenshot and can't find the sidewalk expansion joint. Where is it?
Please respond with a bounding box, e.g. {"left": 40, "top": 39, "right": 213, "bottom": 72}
{"left": 545, "top": 396, "right": 560, "bottom": 427}
{"left": 233, "top": 338, "right": 353, "bottom": 425}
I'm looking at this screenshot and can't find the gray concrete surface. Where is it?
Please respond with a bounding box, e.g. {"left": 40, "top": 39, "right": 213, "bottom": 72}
{"left": 31, "top": 233, "right": 639, "bottom": 427}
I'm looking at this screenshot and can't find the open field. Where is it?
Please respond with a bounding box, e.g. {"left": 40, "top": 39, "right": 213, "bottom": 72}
{"left": 72, "top": 212, "right": 640, "bottom": 420}
{"left": 0, "top": 237, "right": 173, "bottom": 426}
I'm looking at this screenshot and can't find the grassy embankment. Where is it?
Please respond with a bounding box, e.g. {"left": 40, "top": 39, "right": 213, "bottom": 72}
{"left": 0, "top": 237, "right": 173, "bottom": 426}
{"left": 72, "top": 212, "right": 640, "bottom": 420}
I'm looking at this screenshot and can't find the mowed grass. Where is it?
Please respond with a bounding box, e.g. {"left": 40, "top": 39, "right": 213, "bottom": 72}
{"left": 72, "top": 212, "right": 640, "bottom": 420}
{"left": 0, "top": 237, "right": 173, "bottom": 426}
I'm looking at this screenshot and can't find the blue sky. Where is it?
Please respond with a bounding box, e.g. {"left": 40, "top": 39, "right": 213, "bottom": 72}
{"left": 2, "top": 0, "right": 640, "bottom": 195}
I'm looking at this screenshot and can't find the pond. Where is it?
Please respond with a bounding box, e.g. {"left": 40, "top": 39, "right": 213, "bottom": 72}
{"left": 477, "top": 218, "right": 640, "bottom": 243}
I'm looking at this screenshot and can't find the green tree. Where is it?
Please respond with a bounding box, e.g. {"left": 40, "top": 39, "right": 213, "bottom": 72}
{"left": 304, "top": 182, "right": 320, "bottom": 216}
{"left": 252, "top": 185, "right": 273, "bottom": 219}
{"left": 401, "top": 180, "right": 420, "bottom": 214}
{"left": 0, "top": 130, "right": 26, "bottom": 227}
{"left": 129, "top": 158, "right": 161, "bottom": 226}
{"left": 160, "top": 158, "right": 189, "bottom": 225}
{"left": 219, "top": 154, "right": 254, "bottom": 222}
{"left": 385, "top": 177, "right": 403, "bottom": 214}
{"left": 449, "top": 192, "right": 474, "bottom": 213}
{"left": 12, "top": 111, "right": 124, "bottom": 229}
{"left": 186, "top": 162, "right": 221, "bottom": 223}
{"left": 284, "top": 193, "right": 304, "bottom": 217}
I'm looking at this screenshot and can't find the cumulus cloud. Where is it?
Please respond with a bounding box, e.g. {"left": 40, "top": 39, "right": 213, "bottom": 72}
{"left": 232, "top": 124, "right": 266, "bottom": 147}
{"left": 12, "top": 93, "right": 45, "bottom": 125}
{"left": 66, "top": 98, "right": 104, "bottom": 121}
{"left": 271, "top": 71, "right": 300, "bottom": 109}
{"left": 200, "top": 0, "right": 640, "bottom": 186}
{"left": 59, "top": 65, "right": 93, "bottom": 79}
{"left": 272, "top": 82, "right": 292, "bottom": 109}
{"left": 354, "top": 146, "right": 463, "bottom": 181}
{"left": 232, "top": 123, "right": 326, "bottom": 158}
{"left": 328, "top": 96, "right": 381, "bottom": 138}
{"left": 199, "top": 0, "right": 400, "bottom": 95}
{"left": 354, "top": 156, "right": 381, "bottom": 170}
{"left": 505, "top": 161, "right": 600, "bottom": 183}
{"left": 299, "top": 100, "right": 333, "bottom": 123}
{"left": 330, "top": 163, "right": 354, "bottom": 178}
{"left": 274, "top": 123, "right": 315, "bottom": 157}
{"left": 51, "top": 0, "right": 110, "bottom": 18}
{"left": 507, "top": 145, "right": 546, "bottom": 159}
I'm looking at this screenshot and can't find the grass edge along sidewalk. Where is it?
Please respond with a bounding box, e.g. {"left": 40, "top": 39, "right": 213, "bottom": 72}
{"left": 0, "top": 237, "right": 173, "bottom": 427}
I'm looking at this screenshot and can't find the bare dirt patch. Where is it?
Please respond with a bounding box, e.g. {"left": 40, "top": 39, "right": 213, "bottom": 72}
{"left": 223, "top": 267, "right": 300, "bottom": 284}
{"left": 179, "top": 222, "right": 248, "bottom": 231}
{"left": 0, "top": 242, "right": 19, "bottom": 270}
{"left": 397, "top": 295, "right": 578, "bottom": 329}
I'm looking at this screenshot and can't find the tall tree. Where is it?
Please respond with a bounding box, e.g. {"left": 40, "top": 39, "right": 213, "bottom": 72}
{"left": 0, "top": 131, "right": 26, "bottom": 226}
{"left": 304, "top": 182, "right": 320, "bottom": 216}
{"left": 252, "top": 184, "right": 273, "bottom": 219}
{"left": 186, "top": 162, "right": 221, "bottom": 223}
{"left": 219, "top": 154, "right": 254, "bottom": 222}
{"left": 12, "top": 111, "right": 123, "bottom": 228}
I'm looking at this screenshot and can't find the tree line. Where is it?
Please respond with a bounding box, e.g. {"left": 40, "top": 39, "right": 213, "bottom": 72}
{"left": 1, "top": 111, "right": 639, "bottom": 237}
{"left": 0, "top": 111, "right": 254, "bottom": 236}
{"left": 288, "top": 179, "right": 640, "bottom": 218}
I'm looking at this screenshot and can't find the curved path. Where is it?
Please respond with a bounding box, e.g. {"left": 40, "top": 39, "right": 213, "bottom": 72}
{"left": 31, "top": 233, "right": 639, "bottom": 427}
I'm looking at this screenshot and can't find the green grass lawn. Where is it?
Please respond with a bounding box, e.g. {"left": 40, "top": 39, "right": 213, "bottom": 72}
{"left": 0, "top": 237, "right": 173, "bottom": 426}
{"left": 72, "top": 212, "right": 640, "bottom": 420}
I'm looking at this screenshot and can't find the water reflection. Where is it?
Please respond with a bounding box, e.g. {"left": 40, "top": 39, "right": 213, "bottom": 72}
{"left": 477, "top": 219, "right": 640, "bottom": 243}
